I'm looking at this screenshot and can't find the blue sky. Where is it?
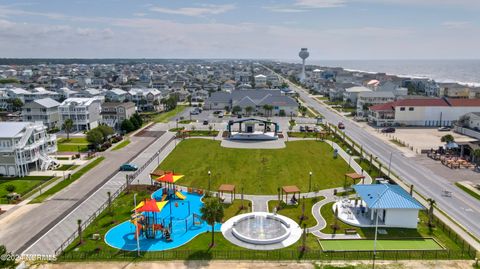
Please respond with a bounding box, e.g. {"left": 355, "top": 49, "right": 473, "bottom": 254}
{"left": 0, "top": 0, "right": 479, "bottom": 59}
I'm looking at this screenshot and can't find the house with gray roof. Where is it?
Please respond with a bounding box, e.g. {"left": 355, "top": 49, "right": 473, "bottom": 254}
{"left": 204, "top": 89, "right": 298, "bottom": 116}
{"left": 22, "top": 98, "right": 61, "bottom": 129}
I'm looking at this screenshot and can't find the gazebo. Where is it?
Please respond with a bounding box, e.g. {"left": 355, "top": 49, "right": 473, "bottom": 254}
{"left": 345, "top": 172, "right": 365, "bottom": 186}
{"left": 281, "top": 185, "right": 301, "bottom": 204}
{"left": 218, "top": 184, "right": 236, "bottom": 203}
{"left": 226, "top": 118, "right": 279, "bottom": 140}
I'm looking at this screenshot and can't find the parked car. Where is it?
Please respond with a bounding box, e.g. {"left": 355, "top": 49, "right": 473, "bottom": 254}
{"left": 381, "top": 127, "right": 396, "bottom": 133}
{"left": 306, "top": 126, "right": 313, "bottom": 132}
{"left": 438, "top": 126, "right": 451, "bottom": 131}
{"left": 338, "top": 122, "right": 345, "bottom": 129}
{"left": 299, "top": 126, "right": 306, "bottom": 132}
{"left": 119, "top": 163, "right": 138, "bottom": 171}
{"left": 203, "top": 120, "right": 209, "bottom": 125}
{"left": 190, "top": 110, "right": 199, "bottom": 115}
{"left": 218, "top": 112, "right": 224, "bottom": 118}
{"left": 237, "top": 114, "right": 242, "bottom": 119}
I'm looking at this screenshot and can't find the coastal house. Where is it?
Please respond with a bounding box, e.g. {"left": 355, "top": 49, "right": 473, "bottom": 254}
{"left": 343, "top": 86, "right": 372, "bottom": 105}
{"left": 59, "top": 97, "right": 102, "bottom": 131}
{"left": 22, "top": 98, "right": 61, "bottom": 130}
{"left": 126, "top": 88, "right": 163, "bottom": 111}
{"left": 254, "top": 74, "right": 267, "bottom": 87}
{"left": 101, "top": 102, "right": 136, "bottom": 130}
{"left": 0, "top": 122, "right": 57, "bottom": 177}
{"left": 356, "top": 91, "right": 395, "bottom": 118}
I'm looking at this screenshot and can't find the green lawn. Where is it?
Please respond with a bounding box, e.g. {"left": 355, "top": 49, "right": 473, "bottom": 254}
{"left": 186, "top": 130, "right": 219, "bottom": 137}
{"left": 150, "top": 106, "right": 187, "bottom": 123}
{"left": 30, "top": 157, "right": 105, "bottom": 203}
{"left": 157, "top": 139, "right": 354, "bottom": 194}
{"left": 320, "top": 238, "right": 443, "bottom": 251}
{"left": 222, "top": 199, "right": 251, "bottom": 221}
{"left": 287, "top": 132, "right": 321, "bottom": 138}
{"left": 57, "top": 137, "right": 90, "bottom": 153}
{"left": 111, "top": 139, "right": 130, "bottom": 151}
{"left": 55, "top": 164, "right": 79, "bottom": 171}
{"left": 455, "top": 182, "right": 480, "bottom": 201}
{"left": 0, "top": 176, "right": 53, "bottom": 198}
{"left": 268, "top": 197, "right": 325, "bottom": 228}
{"left": 320, "top": 201, "right": 465, "bottom": 251}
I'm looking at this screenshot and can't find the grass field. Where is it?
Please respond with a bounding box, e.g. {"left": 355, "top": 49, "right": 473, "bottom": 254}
{"left": 0, "top": 176, "right": 53, "bottom": 198}
{"left": 320, "top": 238, "right": 443, "bottom": 251}
{"left": 268, "top": 196, "right": 324, "bottom": 228}
{"left": 30, "top": 157, "right": 105, "bottom": 203}
{"left": 157, "top": 139, "right": 354, "bottom": 194}
{"left": 111, "top": 139, "right": 130, "bottom": 151}
{"left": 150, "top": 106, "right": 187, "bottom": 123}
{"left": 455, "top": 182, "right": 480, "bottom": 201}
{"left": 55, "top": 164, "right": 79, "bottom": 171}
{"left": 57, "top": 137, "right": 90, "bottom": 152}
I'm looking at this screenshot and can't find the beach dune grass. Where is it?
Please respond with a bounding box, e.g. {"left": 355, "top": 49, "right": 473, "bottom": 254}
{"left": 157, "top": 139, "right": 354, "bottom": 195}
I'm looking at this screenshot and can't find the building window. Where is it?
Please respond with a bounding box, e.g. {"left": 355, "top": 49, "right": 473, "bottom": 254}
{"left": 400, "top": 107, "right": 405, "bottom": 111}
{"left": 409, "top": 107, "right": 414, "bottom": 111}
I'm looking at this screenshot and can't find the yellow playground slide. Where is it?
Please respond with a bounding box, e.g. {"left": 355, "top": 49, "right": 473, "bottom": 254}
{"left": 175, "top": 191, "right": 186, "bottom": 200}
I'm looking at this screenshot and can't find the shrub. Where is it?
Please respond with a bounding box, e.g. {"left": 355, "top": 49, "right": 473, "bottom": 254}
{"left": 5, "top": 185, "right": 15, "bottom": 193}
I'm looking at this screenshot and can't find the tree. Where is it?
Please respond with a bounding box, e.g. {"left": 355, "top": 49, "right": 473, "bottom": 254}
{"left": 0, "top": 244, "right": 16, "bottom": 268}
{"left": 281, "top": 82, "right": 289, "bottom": 88}
{"left": 86, "top": 129, "right": 103, "bottom": 148}
{"left": 121, "top": 119, "right": 135, "bottom": 133}
{"left": 187, "top": 95, "right": 192, "bottom": 106}
{"left": 77, "top": 219, "right": 83, "bottom": 244}
{"left": 245, "top": 106, "right": 253, "bottom": 116}
{"left": 232, "top": 105, "right": 242, "bottom": 115}
{"left": 132, "top": 113, "right": 143, "bottom": 126}
{"left": 130, "top": 116, "right": 140, "bottom": 129}
{"left": 427, "top": 198, "right": 436, "bottom": 227}
{"left": 200, "top": 198, "right": 224, "bottom": 247}
{"left": 299, "top": 106, "right": 307, "bottom": 117}
{"left": 62, "top": 118, "right": 74, "bottom": 141}
{"left": 473, "top": 149, "right": 480, "bottom": 169}
{"left": 262, "top": 104, "right": 273, "bottom": 117}
{"left": 96, "top": 125, "right": 114, "bottom": 141}
{"left": 440, "top": 134, "right": 454, "bottom": 143}
{"left": 10, "top": 98, "right": 23, "bottom": 112}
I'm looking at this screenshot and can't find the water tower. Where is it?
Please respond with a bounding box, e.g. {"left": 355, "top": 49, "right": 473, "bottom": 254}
{"left": 298, "top": 48, "right": 309, "bottom": 82}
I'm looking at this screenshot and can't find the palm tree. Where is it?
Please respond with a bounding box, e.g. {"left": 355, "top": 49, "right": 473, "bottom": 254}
{"left": 262, "top": 104, "right": 273, "bottom": 117}
{"left": 427, "top": 198, "right": 436, "bottom": 227}
{"left": 245, "top": 106, "right": 253, "bottom": 116}
{"left": 472, "top": 149, "right": 480, "bottom": 169}
{"left": 77, "top": 219, "right": 83, "bottom": 244}
{"left": 299, "top": 106, "right": 307, "bottom": 117}
{"left": 232, "top": 105, "right": 242, "bottom": 115}
{"left": 62, "top": 118, "right": 74, "bottom": 141}
{"left": 200, "top": 198, "right": 224, "bottom": 247}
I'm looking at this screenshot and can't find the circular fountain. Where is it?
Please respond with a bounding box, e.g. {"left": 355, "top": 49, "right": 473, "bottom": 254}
{"left": 221, "top": 212, "right": 302, "bottom": 250}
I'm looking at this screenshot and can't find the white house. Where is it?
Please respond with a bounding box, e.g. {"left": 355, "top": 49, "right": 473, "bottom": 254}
{"left": 343, "top": 86, "right": 372, "bottom": 104}
{"left": 349, "top": 184, "right": 424, "bottom": 229}
{"left": 356, "top": 91, "right": 395, "bottom": 118}
{"left": 254, "top": 74, "right": 267, "bottom": 87}
{"left": 59, "top": 97, "right": 102, "bottom": 131}
{"left": 0, "top": 122, "right": 57, "bottom": 177}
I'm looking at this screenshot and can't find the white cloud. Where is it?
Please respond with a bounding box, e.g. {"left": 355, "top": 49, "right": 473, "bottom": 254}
{"left": 442, "top": 21, "right": 470, "bottom": 29}
{"left": 150, "top": 4, "right": 235, "bottom": 17}
{"left": 294, "top": 0, "right": 346, "bottom": 8}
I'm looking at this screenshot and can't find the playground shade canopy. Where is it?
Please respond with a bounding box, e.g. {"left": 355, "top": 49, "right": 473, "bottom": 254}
{"left": 155, "top": 172, "right": 184, "bottom": 183}
{"left": 134, "top": 199, "right": 168, "bottom": 212}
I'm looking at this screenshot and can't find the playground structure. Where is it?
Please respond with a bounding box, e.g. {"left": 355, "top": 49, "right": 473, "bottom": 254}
{"left": 105, "top": 180, "right": 221, "bottom": 251}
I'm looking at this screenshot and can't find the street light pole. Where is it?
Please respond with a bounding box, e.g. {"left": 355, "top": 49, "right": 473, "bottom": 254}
{"left": 309, "top": 171, "right": 312, "bottom": 193}
{"left": 208, "top": 170, "right": 211, "bottom": 193}
{"left": 134, "top": 193, "right": 140, "bottom": 257}
{"left": 372, "top": 208, "right": 379, "bottom": 269}
{"left": 387, "top": 152, "right": 394, "bottom": 178}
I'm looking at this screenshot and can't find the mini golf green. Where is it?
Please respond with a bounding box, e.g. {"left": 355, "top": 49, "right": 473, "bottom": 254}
{"left": 320, "top": 238, "right": 444, "bottom": 251}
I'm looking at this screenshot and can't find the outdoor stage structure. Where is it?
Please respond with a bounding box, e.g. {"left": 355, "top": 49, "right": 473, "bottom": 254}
{"left": 226, "top": 118, "right": 279, "bottom": 140}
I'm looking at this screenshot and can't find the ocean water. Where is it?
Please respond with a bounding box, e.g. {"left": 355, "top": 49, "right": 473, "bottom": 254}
{"left": 283, "top": 59, "right": 480, "bottom": 86}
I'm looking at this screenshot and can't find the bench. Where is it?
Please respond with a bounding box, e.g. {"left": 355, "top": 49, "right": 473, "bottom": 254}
{"left": 344, "top": 228, "right": 357, "bottom": 235}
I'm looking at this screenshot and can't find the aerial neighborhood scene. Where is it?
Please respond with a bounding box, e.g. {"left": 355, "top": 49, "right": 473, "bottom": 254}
{"left": 0, "top": 1, "right": 480, "bottom": 269}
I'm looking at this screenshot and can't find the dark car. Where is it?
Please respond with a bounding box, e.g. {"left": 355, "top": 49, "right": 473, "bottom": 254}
{"left": 381, "top": 127, "right": 396, "bottom": 133}
{"left": 119, "top": 163, "right": 138, "bottom": 171}
{"left": 203, "top": 120, "right": 209, "bottom": 125}
{"left": 299, "top": 126, "right": 306, "bottom": 132}
{"left": 338, "top": 122, "right": 345, "bottom": 129}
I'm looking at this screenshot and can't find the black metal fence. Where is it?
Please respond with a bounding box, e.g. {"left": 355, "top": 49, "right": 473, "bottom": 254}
{"left": 58, "top": 248, "right": 474, "bottom": 262}
{"left": 54, "top": 136, "right": 175, "bottom": 256}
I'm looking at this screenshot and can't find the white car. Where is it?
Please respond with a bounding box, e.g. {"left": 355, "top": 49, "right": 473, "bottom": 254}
{"left": 438, "top": 126, "right": 451, "bottom": 132}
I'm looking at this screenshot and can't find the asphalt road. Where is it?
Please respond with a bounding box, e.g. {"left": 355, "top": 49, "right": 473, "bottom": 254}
{"left": 280, "top": 79, "right": 480, "bottom": 241}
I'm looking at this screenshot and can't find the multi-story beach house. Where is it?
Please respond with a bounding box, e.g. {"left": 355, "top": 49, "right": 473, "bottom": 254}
{"left": 22, "top": 98, "right": 61, "bottom": 129}
{"left": 101, "top": 102, "right": 136, "bottom": 130}
{"left": 58, "top": 97, "right": 102, "bottom": 131}
{"left": 0, "top": 122, "right": 57, "bottom": 177}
